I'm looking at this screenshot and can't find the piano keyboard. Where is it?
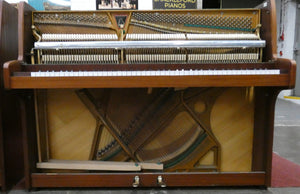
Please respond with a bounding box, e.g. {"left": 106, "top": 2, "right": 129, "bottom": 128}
{"left": 30, "top": 69, "right": 280, "bottom": 77}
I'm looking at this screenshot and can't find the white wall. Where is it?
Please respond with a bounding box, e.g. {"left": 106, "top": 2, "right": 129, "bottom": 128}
{"left": 5, "top": 0, "right": 28, "bottom": 3}
{"left": 138, "top": 0, "right": 152, "bottom": 10}
{"left": 277, "top": 0, "right": 297, "bottom": 60}
{"left": 71, "top": 0, "right": 95, "bottom": 10}
{"left": 276, "top": 0, "right": 297, "bottom": 98}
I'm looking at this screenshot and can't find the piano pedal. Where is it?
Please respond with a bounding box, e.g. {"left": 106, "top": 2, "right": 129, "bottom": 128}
{"left": 132, "top": 176, "right": 140, "bottom": 187}
{"left": 157, "top": 175, "right": 167, "bottom": 187}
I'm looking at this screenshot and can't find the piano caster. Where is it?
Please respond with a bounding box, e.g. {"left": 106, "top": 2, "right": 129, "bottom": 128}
{"left": 132, "top": 176, "right": 140, "bottom": 188}
{"left": 157, "top": 175, "right": 167, "bottom": 188}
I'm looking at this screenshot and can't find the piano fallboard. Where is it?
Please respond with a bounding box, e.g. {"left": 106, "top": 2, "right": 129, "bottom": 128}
{"left": 3, "top": 60, "right": 296, "bottom": 89}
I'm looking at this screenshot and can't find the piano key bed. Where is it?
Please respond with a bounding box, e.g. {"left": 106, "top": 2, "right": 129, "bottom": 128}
{"left": 4, "top": 62, "right": 293, "bottom": 88}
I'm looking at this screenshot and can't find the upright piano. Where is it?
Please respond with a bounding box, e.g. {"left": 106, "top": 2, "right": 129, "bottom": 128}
{"left": 0, "top": 0, "right": 23, "bottom": 191}
{"left": 3, "top": 0, "right": 296, "bottom": 189}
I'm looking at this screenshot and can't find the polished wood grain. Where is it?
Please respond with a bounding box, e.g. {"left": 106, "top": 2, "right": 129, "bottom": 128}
{"left": 41, "top": 88, "right": 221, "bottom": 172}
{"left": 276, "top": 57, "right": 297, "bottom": 88}
{"left": 252, "top": 87, "right": 280, "bottom": 187}
{"left": 31, "top": 172, "right": 266, "bottom": 187}
{"left": 211, "top": 88, "right": 254, "bottom": 172}
{"left": 37, "top": 88, "right": 253, "bottom": 174}
{"left": 34, "top": 90, "right": 49, "bottom": 163}
{"left": 46, "top": 89, "right": 96, "bottom": 160}
{"left": 257, "top": 0, "right": 278, "bottom": 61}
{"left": 6, "top": 74, "right": 293, "bottom": 89}
{"left": 19, "top": 91, "right": 38, "bottom": 190}
{"left": 0, "top": 0, "right": 20, "bottom": 191}
{"left": 3, "top": 60, "right": 295, "bottom": 89}
{"left": 17, "top": 2, "right": 34, "bottom": 63}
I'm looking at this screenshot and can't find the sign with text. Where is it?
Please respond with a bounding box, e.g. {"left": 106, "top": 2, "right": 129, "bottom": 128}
{"left": 153, "top": 0, "right": 197, "bottom": 9}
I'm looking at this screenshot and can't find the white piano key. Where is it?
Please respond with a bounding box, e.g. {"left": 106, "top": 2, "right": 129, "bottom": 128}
{"left": 72, "top": 71, "right": 78, "bottom": 77}
{"left": 143, "top": 71, "right": 149, "bottom": 76}
{"left": 266, "top": 70, "right": 272, "bottom": 75}
{"left": 179, "top": 69, "right": 183, "bottom": 76}
{"left": 116, "top": 71, "right": 122, "bottom": 76}
{"left": 172, "top": 70, "right": 177, "bottom": 76}
{"left": 155, "top": 71, "right": 162, "bottom": 76}
{"left": 68, "top": 71, "right": 73, "bottom": 77}
{"left": 52, "top": 72, "right": 58, "bottom": 77}
{"left": 29, "top": 69, "right": 281, "bottom": 78}
{"left": 246, "top": 69, "right": 254, "bottom": 75}
{"left": 111, "top": 71, "right": 117, "bottom": 76}
{"left": 214, "top": 70, "right": 220, "bottom": 75}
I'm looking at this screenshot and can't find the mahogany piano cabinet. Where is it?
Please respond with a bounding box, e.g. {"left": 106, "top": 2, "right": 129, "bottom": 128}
{"left": 0, "top": 0, "right": 24, "bottom": 191}
{"left": 2, "top": 0, "right": 296, "bottom": 189}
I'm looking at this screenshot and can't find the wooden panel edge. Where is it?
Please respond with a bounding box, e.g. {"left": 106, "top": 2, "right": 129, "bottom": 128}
{"left": 31, "top": 172, "right": 266, "bottom": 188}
{"left": 9, "top": 75, "right": 290, "bottom": 89}
{"left": 17, "top": 2, "right": 35, "bottom": 62}
{"left": 276, "top": 58, "right": 297, "bottom": 88}
{"left": 3, "top": 60, "right": 22, "bottom": 89}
